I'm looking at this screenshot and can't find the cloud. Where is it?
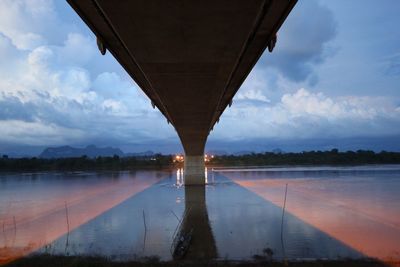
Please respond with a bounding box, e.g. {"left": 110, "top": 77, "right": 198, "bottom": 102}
{"left": 0, "top": 0, "right": 399, "bottom": 155}
{"left": 280, "top": 88, "right": 388, "bottom": 120}
{"left": 212, "top": 88, "right": 400, "bottom": 141}
{"left": 0, "top": 95, "right": 36, "bottom": 121}
{"left": 0, "top": 0, "right": 60, "bottom": 50}
{"left": 56, "top": 33, "right": 96, "bottom": 67}
{"left": 263, "top": 0, "right": 337, "bottom": 83}
{"left": 0, "top": 1, "right": 176, "bottom": 149}
{"left": 0, "top": 44, "right": 174, "bottom": 145}
{"left": 237, "top": 89, "right": 269, "bottom": 102}
{"left": 28, "top": 45, "right": 53, "bottom": 66}
{"left": 0, "top": 119, "right": 85, "bottom": 146}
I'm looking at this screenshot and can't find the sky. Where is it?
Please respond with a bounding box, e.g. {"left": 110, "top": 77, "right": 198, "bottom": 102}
{"left": 0, "top": 0, "right": 399, "bottom": 156}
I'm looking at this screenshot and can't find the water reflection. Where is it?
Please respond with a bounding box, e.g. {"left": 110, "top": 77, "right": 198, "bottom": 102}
{"left": 173, "top": 167, "right": 217, "bottom": 259}
{"left": 220, "top": 166, "right": 400, "bottom": 262}
{"left": 0, "top": 171, "right": 164, "bottom": 264}
{"left": 176, "top": 168, "right": 184, "bottom": 187}
{"left": 175, "top": 167, "right": 214, "bottom": 187}
{"left": 2, "top": 167, "right": 397, "bottom": 264}
{"left": 206, "top": 174, "right": 363, "bottom": 260}
{"left": 206, "top": 168, "right": 217, "bottom": 184}
{"left": 177, "top": 186, "right": 217, "bottom": 259}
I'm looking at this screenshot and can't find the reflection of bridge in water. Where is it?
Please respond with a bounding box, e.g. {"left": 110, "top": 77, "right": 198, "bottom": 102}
{"left": 172, "top": 168, "right": 217, "bottom": 259}
{"left": 67, "top": 0, "right": 297, "bottom": 185}
{"left": 3, "top": 170, "right": 396, "bottom": 263}
{"left": 171, "top": 186, "right": 217, "bottom": 259}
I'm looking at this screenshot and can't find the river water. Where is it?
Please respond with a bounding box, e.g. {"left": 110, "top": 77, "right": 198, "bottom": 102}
{"left": 0, "top": 165, "right": 399, "bottom": 264}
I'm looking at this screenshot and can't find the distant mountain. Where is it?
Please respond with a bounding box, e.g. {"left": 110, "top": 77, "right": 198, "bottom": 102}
{"left": 39, "top": 145, "right": 124, "bottom": 158}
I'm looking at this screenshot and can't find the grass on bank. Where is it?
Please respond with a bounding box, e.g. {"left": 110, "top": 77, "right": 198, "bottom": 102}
{"left": 4, "top": 255, "right": 393, "bottom": 267}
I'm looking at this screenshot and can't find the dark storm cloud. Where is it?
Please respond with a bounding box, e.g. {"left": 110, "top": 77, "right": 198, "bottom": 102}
{"left": 0, "top": 95, "right": 36, "bottom": 121}
{"left": 264, "top": 0, "right": 337, "bottom": 82}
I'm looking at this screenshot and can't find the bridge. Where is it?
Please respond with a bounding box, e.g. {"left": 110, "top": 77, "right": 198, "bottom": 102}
{"left": 67, "top": 0, "right": 297, "bottom": 185}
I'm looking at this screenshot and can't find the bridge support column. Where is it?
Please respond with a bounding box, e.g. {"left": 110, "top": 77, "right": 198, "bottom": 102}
{"left": 184, "top": 155, "right": 205, "bottom": 185}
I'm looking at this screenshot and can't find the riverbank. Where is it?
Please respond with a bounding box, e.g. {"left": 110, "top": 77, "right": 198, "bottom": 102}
{"left": 5, "top": 255, "right": 395, "bottom": 267}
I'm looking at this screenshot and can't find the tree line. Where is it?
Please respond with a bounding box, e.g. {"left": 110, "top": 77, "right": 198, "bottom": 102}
{"left": 0, "top": 154, "right": 174, "bottom": 171}
{"left": 208, "top": 149, "right": 400, "bottom": 166}
{"left": 1, "top": 149, "right": 400, "bottom": 171}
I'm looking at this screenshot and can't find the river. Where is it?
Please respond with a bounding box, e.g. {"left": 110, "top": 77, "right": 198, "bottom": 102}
{"left": 0, "top": 165, "right": 399, "bottom": 264}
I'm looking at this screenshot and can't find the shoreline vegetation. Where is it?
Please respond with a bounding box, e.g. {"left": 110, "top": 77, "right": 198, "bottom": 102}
{"left": 1, "top": 149, "right": 400, "bottom": 172}
{"left": 5, "top": 255, "right": 393, "bottom": 267}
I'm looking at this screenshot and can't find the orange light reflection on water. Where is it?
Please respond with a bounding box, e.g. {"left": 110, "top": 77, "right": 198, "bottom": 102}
{"left": 0, "top": 171, "right": 163, "bottom": 265}
{"left": 226, "top": 174, "right": 400, "bottom": 265}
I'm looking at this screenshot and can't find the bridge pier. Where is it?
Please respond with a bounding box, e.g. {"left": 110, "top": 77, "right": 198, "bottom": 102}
{"left": 184, "top": 155, "right": 205, "bottom": 185}
{"left": 69, "top": 0, "right": 298, "bottom": 189}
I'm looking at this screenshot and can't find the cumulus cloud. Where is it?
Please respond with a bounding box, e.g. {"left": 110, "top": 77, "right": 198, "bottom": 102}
{"left": 0, "top": 0, "right": 61, "bottom": 50}
{"left": 280, "top": 88, "right": 389, "bottom": 120}
{"left": 0, "top": 1, "right": 176, "bottom": 149}
{"left": 235, "top": 69, "right": 272, "bottom": 105}
{"left": 55, "top": 33, "right": 96, "bottom": 67}
{"left": 212, "top": 88, "right": 400, "bottom": 140}
{"left": 0, "top": 43, "right": 174, "bottom": 146}
{"left": 237, "top": 88, "right": 269, "bottom": 102}
{"left": 263, "top": 0, "right": 337, "bottom": 83}
{"left": 0, "top": 0, "right": 398, "bottom": 154}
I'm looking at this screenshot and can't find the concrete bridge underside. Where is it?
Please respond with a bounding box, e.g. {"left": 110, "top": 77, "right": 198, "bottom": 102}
{"left": 67, "top": 0, "right": 297, "bottom": 185}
